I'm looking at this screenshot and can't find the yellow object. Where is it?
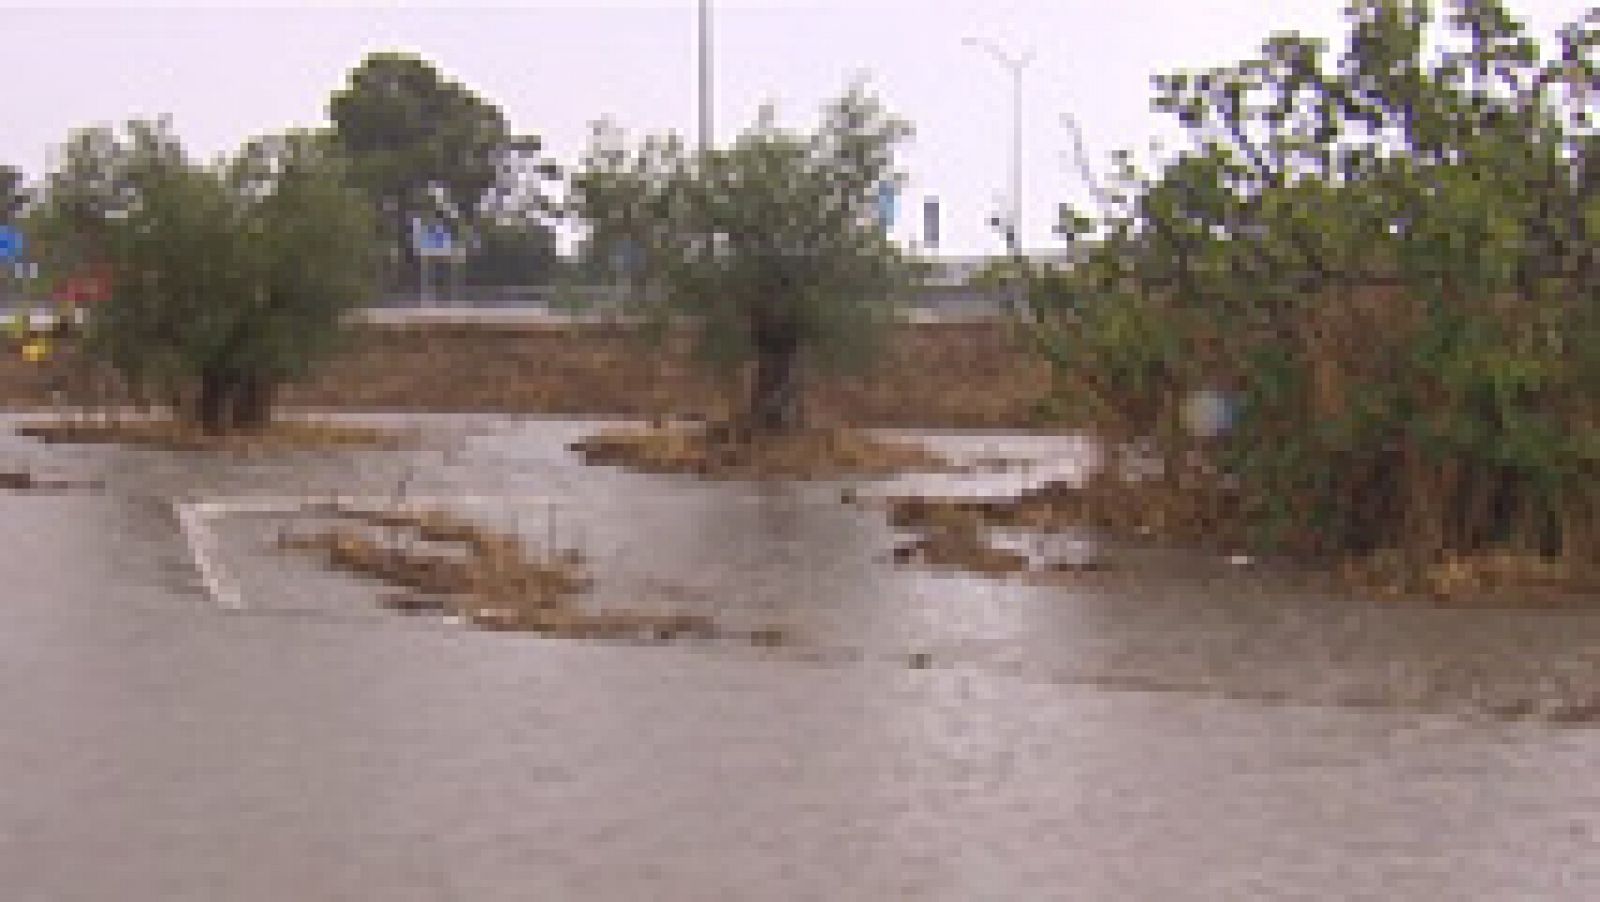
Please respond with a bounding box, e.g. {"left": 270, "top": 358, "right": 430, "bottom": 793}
{"left": 21, "top": 339, "right": 49, "bottom": 363}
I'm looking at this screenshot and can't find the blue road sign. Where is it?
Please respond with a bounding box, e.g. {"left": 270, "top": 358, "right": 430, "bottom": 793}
{"left": 411, "top": 218, "right": 453, "bottom": 257}
{"left": 877, "top": 182, "right": 897, "bottom": 229}
{"left": 0, "top": 225, "right": 24, "bottom": 264}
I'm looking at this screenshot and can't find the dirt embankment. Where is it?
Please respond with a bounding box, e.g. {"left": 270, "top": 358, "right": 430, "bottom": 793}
{"left": 291, "top": 320, "right": 1054, "bottom": 428}
{"left": 0, "top": 320, "right": 1054, "bottom": 429}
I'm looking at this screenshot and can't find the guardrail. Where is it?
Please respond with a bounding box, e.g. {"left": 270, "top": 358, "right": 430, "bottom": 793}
{"left": 370, "top": 283, "right": 1012, "bottom": 315}
{"left": 0, "top": 284, "right": 1017, "bottom": 327}
{"left": 373, "top": 284, "right": 629, "bottom": 309}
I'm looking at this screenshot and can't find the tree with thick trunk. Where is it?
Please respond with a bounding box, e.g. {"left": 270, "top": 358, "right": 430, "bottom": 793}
{"left": 749, "top": 327, "right": 804, "bottom": 434}
{"left": 571, "top": 86, "right": 916, "bottom": 435}
{"left": 36, "top": 121, "right": 379, "bottom": 434}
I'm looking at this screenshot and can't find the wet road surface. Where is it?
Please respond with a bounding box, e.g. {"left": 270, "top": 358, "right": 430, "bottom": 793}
{"left": 1, "top": 413, "right": 1598, "bottom": 900}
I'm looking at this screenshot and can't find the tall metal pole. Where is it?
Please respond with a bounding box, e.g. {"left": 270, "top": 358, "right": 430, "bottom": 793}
{"left": 1012, "top": 62, "right": 1023, "bottom": 259}
{"left": 963, "top": 38, "right": 1033, "bottom": 258}
{"left": 696, "top": 0, "right": 714, "bottom": 280}
{"left": 698, "top": 0, "right": 712, "bottom": 154}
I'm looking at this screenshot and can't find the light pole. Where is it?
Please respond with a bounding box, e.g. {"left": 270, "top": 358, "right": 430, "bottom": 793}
{"left": 962, "top": 38, "right": 1033, "bottom": 260}
{"left": 698, "top": 0, "right": 713, "bottom": 154}
{"left": 695, "top": 0, "right": 715, "bottom": 281}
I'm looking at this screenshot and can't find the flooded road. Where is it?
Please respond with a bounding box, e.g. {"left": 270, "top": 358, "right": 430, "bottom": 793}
{"left": 1, "top": 413, "right": 1598, "bottom": 899}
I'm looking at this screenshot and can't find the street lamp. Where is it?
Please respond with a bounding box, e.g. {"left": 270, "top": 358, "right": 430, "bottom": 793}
{"left": 698, "top": 0, "right": 713, "bottom": 154}
{"left": 962, "top": 37, "right": 1033, "bottom": 260}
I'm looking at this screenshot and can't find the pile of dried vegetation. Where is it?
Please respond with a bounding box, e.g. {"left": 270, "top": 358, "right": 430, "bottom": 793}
{"left": 279, "top": 502, "right": 785, "bottom": 642}
{"left": 571, "top": 420, "right": 947, "bottom": 480}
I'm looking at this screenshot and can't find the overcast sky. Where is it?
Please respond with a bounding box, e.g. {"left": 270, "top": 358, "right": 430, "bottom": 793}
{"left": 2, "top": 0, "right": 1592, "bottom": 254}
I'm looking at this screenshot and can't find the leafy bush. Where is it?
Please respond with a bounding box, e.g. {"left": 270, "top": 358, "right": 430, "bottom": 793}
{"left": 1033, "top": 0, "right": 1597, "bottom": 572}
{"left": 569, "top": 85, "right": 917, "bottom": 433}
{"left": 35, "top": 121, "right": 380, "bottom": 433}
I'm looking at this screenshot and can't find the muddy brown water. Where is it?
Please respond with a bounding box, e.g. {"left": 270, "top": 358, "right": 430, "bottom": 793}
{"left": 2, "top": 411, "right": 1599, "bottom": 899}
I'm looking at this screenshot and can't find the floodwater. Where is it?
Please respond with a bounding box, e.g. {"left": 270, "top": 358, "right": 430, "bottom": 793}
{"left": 2, "top": 412, "right": 1598, "bottom": 900}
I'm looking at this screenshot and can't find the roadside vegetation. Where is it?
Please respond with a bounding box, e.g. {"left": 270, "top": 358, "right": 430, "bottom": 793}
{"left": 26, "top": 120, "right": 382, "bottom": 436}
{"left": 9, "top": 51, "right": 560, "bottom": 441}
{"left": 568, "top": 84, "right": 942, "bottom": 475}
{"left": 1020, "top": 0, "right": 1597, "bottom": 593}
{"left": 327, "top": 52, "right": 561, "bottom": 291}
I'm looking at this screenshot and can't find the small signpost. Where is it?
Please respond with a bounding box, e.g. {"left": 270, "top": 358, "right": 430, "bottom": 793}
{"left": 411, "top": 218, "right": 454, "bottom": 304}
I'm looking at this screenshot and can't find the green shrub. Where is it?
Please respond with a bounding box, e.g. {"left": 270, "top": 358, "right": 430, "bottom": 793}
{"left": 1032, "top": 1, "right": 1597, "bottom": 570}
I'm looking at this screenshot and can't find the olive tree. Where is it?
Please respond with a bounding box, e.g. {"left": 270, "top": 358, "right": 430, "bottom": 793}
{"left": 37, "top": 120, "right": 380, "bottom": 433}
{"left": 570, "top": 85, "right": 916, "bottom": 433}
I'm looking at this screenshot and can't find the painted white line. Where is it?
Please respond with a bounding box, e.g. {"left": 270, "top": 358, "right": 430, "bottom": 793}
{"left": 175, "top": 501, "right": 246, "bottom": 611}
{"left": 173, "top": 494, "right": 561, "bottom": 613}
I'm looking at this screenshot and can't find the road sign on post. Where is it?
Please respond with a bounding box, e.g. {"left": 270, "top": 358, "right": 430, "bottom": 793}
{"left": 0, "top": 225, "right": 24, "bottom": 264}
{"left": 411, "top": 218, "right": 455, "bottom": 305}
{"left": 411, "top": 218, "right": 453, "bottom": 258}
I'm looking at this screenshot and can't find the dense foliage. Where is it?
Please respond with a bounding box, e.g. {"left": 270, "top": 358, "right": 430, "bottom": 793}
{"left": 33, "top": 120, "right": 381, "bottom": 432}
{"left": 569, "top": 85, "right": 917, "bottom": 431}
{"left": 0, "top": 164, "right": 24, "bottom": 224}
{"left": 1032, "top": 1, "right": 1597, "bottom": 573}
{"left": 461, "top": 219, "right": 560, "bottom": 286}
{"left": 328, "top": 52, "right": 556, "bottom": 290}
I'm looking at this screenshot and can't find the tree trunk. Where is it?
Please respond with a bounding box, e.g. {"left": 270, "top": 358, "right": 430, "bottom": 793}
{"left": 195, "top": 370, "right": 234, "bottom": 436}
{"left": 231, "top": 373, "right": 276, "bottom": 432}
{"left": 193, "top": 369, "right": 276, "bottom": 435}
{"left": 748, "top": 338, "right": 804, "bottom": 434}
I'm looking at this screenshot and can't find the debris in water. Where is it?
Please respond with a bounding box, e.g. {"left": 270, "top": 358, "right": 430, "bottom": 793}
{"left": 571, "top": 421, "right": 948, "bottom": 480}
{"left": 277, "top": 502, "right": 777, "bottom": 645}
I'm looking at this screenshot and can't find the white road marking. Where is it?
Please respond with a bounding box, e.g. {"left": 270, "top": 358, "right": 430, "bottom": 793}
{"left": 173, "top": 494, "right": 559, "bottom": 613}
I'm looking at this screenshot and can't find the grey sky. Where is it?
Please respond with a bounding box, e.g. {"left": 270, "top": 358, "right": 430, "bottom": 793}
{"left": 2, "top": 1, "right": 1591, "bottom": 255}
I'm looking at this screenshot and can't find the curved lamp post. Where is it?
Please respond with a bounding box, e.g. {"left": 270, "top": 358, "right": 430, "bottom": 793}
{"left": 962, "top": 37, "right": 1033, "bottom": 259}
